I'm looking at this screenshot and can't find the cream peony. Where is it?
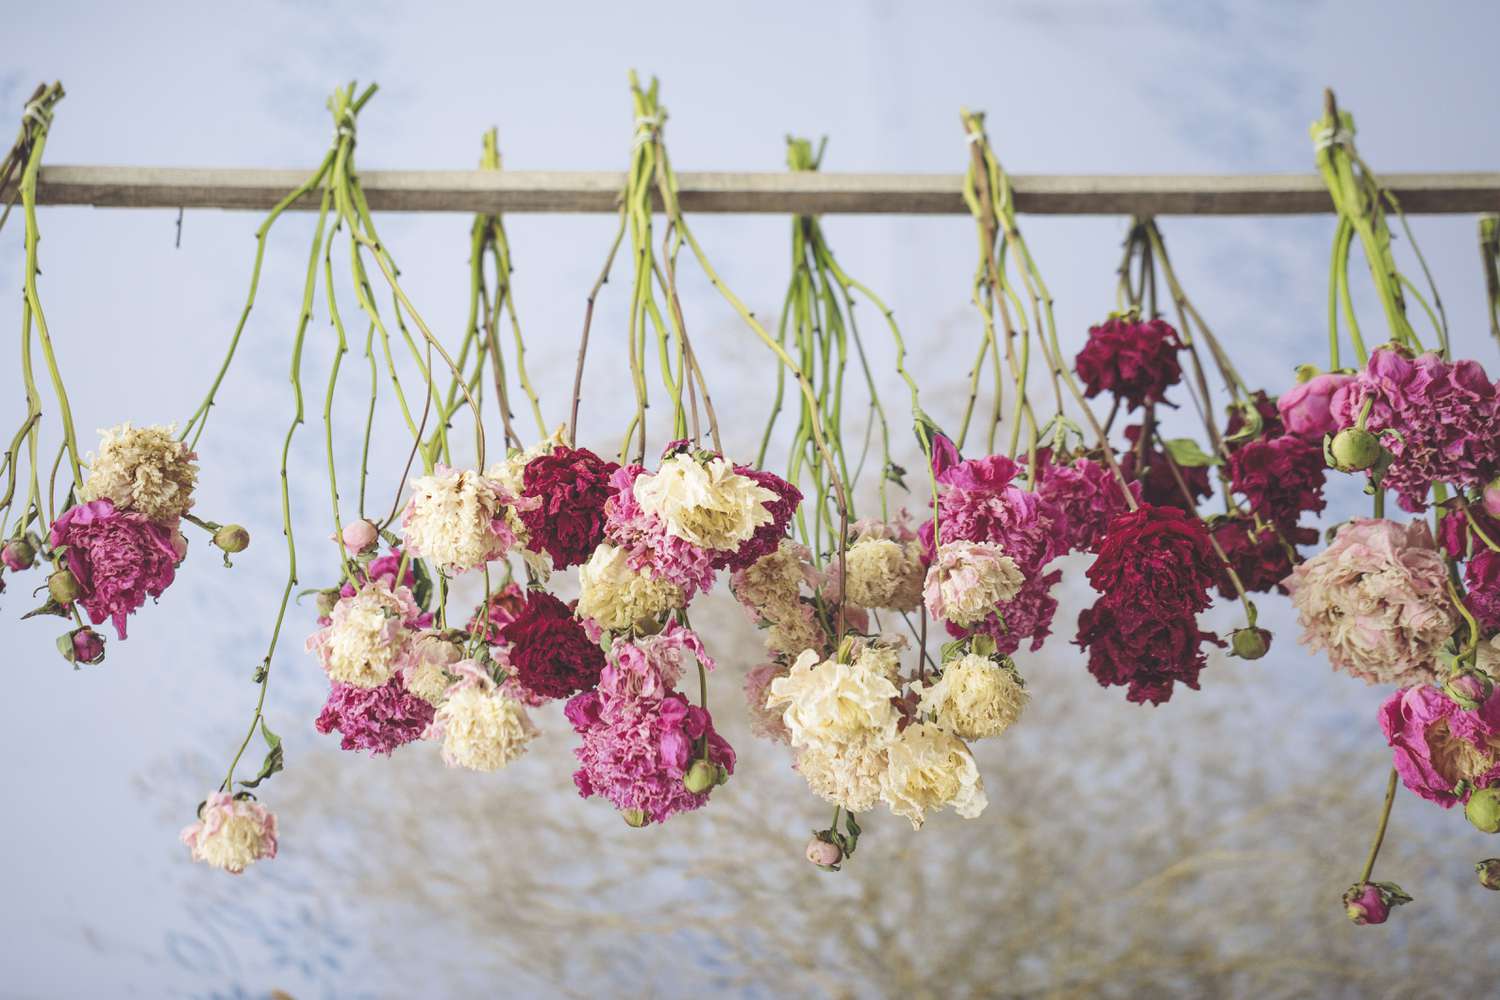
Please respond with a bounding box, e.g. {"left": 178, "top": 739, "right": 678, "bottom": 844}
{"left": 576, "top": 542, "right": 684, "bottom": 632}
{"left": 79, "top": 422, "right": 199, "bottom": 522}
{"left": 180, "top": 792, "right": 278, "bottom": 874}
{"left": 766, "top": 647, "right": 901, "bottom": 749}
{"left": 730, "top": 539, "right": 812, "bottom": 622}
{"left": 401, "top": 466, "right": 512, "bottom": 572}
{"left": 306, "top": 581, "right": 420, "bottom": 689}
{"left": 427, "top": 661, "right": 538, "bottom": 771}
{"left": 923, "top": 540, "right": 1024, "bottom": 628}
{"left": 794, "top": 738, "right": 887, "bottom": 813}
{"left": 485, "top": 424, "right": 569, "bottom": 496}
{"left": 633, "top": 454, "right": 777, "bottom": 551}
{"left": 879, "top": 722, "right": 988, "bottom": 829}
{"left": 402, "top": 630, "right": 464, "bottom": 706}
{"left": 842, "top": 532, "right": 926, "bottom": 612}
{"left": 915, "top": 652, "right": 1028, "bottom": 740}
{"left": 765, "top": 602, "right": 828, "bottom": 660}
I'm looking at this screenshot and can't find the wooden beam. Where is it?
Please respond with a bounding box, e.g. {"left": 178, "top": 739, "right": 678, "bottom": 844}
{"left": 10, "top": 165, "right": 1500, "bottom": 215}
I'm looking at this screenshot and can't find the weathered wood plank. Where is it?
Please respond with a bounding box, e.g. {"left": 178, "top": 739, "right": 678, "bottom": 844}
{"left": 9, "top": 165, "right": 1500, "bottom": 215}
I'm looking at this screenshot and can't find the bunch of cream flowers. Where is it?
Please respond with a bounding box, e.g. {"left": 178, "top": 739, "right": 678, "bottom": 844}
{"left": 576, "top": 542, "right": 684, "bottom": 632}
{"left": 306, "top": 581, "right": 420, "bottom": 688}
{"left": 401, "top": 466, "right": 514, "bottom": 573}
{"left": 767, "top": 644, "right": 902, "bottom": 748}
{"left": 79, "top": 422, "right": 199, "bottom": 522}
{"left": 634, "top": 453, "right": 776, "bottom": 551}
{"left": 915, "top": 651, "right": 1028, "bottom": 740}
{"left": 923, "top": 540, "right": 1023, "bottom": 628}
{"left": 840, "top": 520, "right": 926, "bottom": 612}
{"left": 426, "top": 659, "right": 538, "bottom": 771}
{"left": 179, "top": 792, "right": 278, "bottom": 874}
{"left": 880, "top": 722, "right": 988, "bottom": 829}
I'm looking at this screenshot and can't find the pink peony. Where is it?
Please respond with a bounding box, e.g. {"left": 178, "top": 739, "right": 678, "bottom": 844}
{"left": 1379, "top": 684, "right": 1500, "bottom": 807}
{"left": 180, "top": 792, "right": 278, "bottom": 875}
{"left": 922, "top": 453, "right": 1063, "bottom": 573}
{"left": 744, "top": 663, "right": 791, "bottom": 743}
{"left": 1036, "top": 452, "right": 1139, "bottom": 554}
{"left": 315, "top": 676, "right": 435, "bottom": 755}
{"left": 1284, "top": 519, "right": 1455, "bottom": 686}
{"left": 1464, "top": 549, "right": 1500, "bottom": 631}
{"left": 49, "top": 499, "right": 180, "bottom": 639}
{"left": 602, "top": 464, "right": 717, "bottom": 598}
{"left": 1277, "top": 372, "right": 1354, "bottom": 439}
{"left": 598, "top": 622, "right": 714, "bottom": 705}
{"left": 955, "top": 568, "right": 1064, "bottom": 656}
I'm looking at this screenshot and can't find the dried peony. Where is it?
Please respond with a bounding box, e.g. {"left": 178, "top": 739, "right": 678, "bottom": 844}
{"left": 923, "top": 540, "right": 1024, "bottom": 628}
{"left": 401, "top": 630, "right": 464, "bottom": 705}
{"left": 79, "top": 422, "right": 199, "bottom": 522}
{"left": 1331, "top": 348, "right": 1500, "bottom": 512}
{"left": 486, "top": 424, "right": 569, "bottom": 496}
{"left": 841, "top": 531, "right": 926, "bottom": 612}
{"left": 766, "top": 601, "right": 830, "bottom": 660}
{"left": 1226, "top": 434, "right": 1327, "bottom": 526}
{"left": 915, "top": 652, "right": 1028, "bottom": 741}
{"left": 180, "top": 792, "right": 278, "bottom": 875}
{"left": 49, "top": 498, "right": 180, "bottom": 639}
{"left": 879, "top": 722, "right": 988, "bottom": 829}
{"left": 633, "top": 453, "right": 778, "bottom": 552}
{"left": 766, "top": 646, "right": 901, "bottom": 749}
{"left": 1036, "top": 452, "right": 1139, "bottom": 554}
{"left": 500, "top": 589, "right": 605, "bottom": 700}
{"left": 316, "top": 676, "right": 435, "bottom": 755}
{"left": 925, "top": 453, "right": 1062, "bottom": 572}
{"left": 718, "top": 465, "right": 801, "bottom": 572}
{"left": 1119, "top": 423, "right": 1213, "bottom": 513}
{"left": 1076, "top": 601, "right": 1224, "bottom": 705}
{"left": 959, "top": 568, "right": 1064, "bottom": 656}
{"left": 576, "top": 542, "right": 684, "bottom": 632}
{"left": 794, "top": 737, "right": 887, "bottom": 813}
{"left": 515, "top": 445, "right": 619, "bottom": 568}
{"left": 1086, "top": 505, "right": 1218, "bottom": 623}
{"left": 1074, "top": 315, "right": 1184, "bottom": 411}
{"left": 426, "top": 660, "right": 539, "bottom": 771}
{"left": 1379, "top": 683, "right": 1500, "bottom": 807}
{"left": 1464, "top": 548, "right": 1500, "bottom": 631}
{"left": 1284, "top": 518, "right": 1456, "bottom": 687}
{"left": 604, "top": 464, "right": 718, "bottom": 598}
{"left": 306, "top": 579, "right": 422, "bottom": 689}
{"left": 1278, "top": 371, "right": 1355, "bottom": 439}
{"left": 730, "top": 538, "right": 813, "bottom": 622}
{"left": 400, "top": 466, "right": 517, "bottom": 573}
{"left": 744, "top": 663, "right": 792, "bottom": 743}
{"left": 1210, "top": 515, "right": 1315, "bottom": 599}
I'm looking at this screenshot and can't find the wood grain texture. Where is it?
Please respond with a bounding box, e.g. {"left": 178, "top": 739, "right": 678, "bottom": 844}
{"left": 9, "top": 165, "right": 1500, "bottom": 215}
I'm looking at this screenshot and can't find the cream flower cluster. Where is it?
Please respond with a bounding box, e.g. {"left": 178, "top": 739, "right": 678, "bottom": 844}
{"left": 402, "top": 630, "right": 464, "bottom": 706}
{"left": 401, "top": 466, "right": 512, "bottom": 573}
{"left": 733, "top": 540, "right": 828, "bottom": 658}
{"left": 915, "top": 652, "right": 1028, "bottom": 741}
{"left": 576, "top": 542, "right": 684, "bottom": 632}
{"left": 843, "top": 534, "right": 926, "bottom": 612}
{"left": 634, "top": 453, "right": 776, "bottom": 550}
{"left": 306, "top": 581, "right": 419, "bottom": 688}
{"left": 180, "top": 792, "right": 278, "bottom": 874}
{"left": 879, "top": 722, "right": 988, "bottom": 829}
{"left": 427, "top": 661, "right": 539, "bottom": 771}
{"left": 767, "top": 646, "right": 902, "bottom": 748}
{"left": 923, "top": 540, "right": 1024, "bottom": 628}
{"left": 79, "top": 422, "right": 199, "bottom": 522}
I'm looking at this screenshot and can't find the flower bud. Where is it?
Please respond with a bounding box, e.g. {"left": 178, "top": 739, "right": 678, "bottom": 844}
{"left": 805, "top": 836, "right": 843, "bottom": 870}
{"left": 683, "top": 759, "right": 718, "bottom": 794}
{"left": 1229, "top": 626, "right": 1271, "bottom": 660}
{"left": 48, "top": 569, "right": 82, "bottom": 605}
{"left": 315, "top": 588, "right": 341, "bottom": 618}
{"left": 71, "top": 627, "right": 105, "bottom": 665}
{"left": 621, "top": 808, "right": 648, "bottom": 828}
{"left": 212, "top": 524, "right": 250, "bottom": 553}
{"left": 1465, "top": 787, "right": 1500, "bottom": 834}
{"left": 1484, "top": 477, "right": 1500, "bottom": 519}
{"left": 1476, "top": 858, "right": 1500, "bottom": 891}
{"left": 341, "top": 519, "right": 378, "bottom": 554}
{"left": 1328, "top": 428, "right": 1381, "bottom": 472}
{"left": 1444, "top": 671, "right": 1493, "bottom": 712}
{"left": 1343, "top": 883, "right": 1387, "bottom": 925}
{"left": 1, "top": 538, "right": 36, "bottom": 571}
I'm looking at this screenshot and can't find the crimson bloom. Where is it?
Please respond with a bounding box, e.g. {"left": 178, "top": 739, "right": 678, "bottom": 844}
{"left": 517, "top": 446, "right": 620, "bottom": 568}
{"left": 1075, "top": 315, "right": 1184, "bottom": 410}
{"left": 501, "top": 590, "right": 606, "bottom": 700}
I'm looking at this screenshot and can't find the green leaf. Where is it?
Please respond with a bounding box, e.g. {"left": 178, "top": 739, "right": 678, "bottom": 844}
{"left": 884, "top": 461, "right": 909, "bottom": 491}
{"left": 412, "top": 557, "right": 434, "bottom": 612}
{"left": 21, "top": 597, "right": 71, "bottom": 621}
{"left": 239, "top": 719, "right": 284, "bottom": 789}
{"left": 1163, "top": 437, "right": 1217, "bottom": 468}
{"left": 843, "top": 811, "right": 862, "bottom": 857}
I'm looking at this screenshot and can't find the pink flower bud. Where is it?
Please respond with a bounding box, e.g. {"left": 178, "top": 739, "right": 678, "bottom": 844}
{"left": 72, "top": 627, "right": 105, "bottom": 664}
{"left": 2, "top": 538, "right": 35, "bottom": 571}
{"left": 1444, "top": 672, "right": 1493, "bottom": 711}
{"left": 1484, "top": 477, "right": 1500, "bottom": 519}
{"left": 805, "top": 836, "right": 843, "bottom": 869}
{"left": 1343, "top": 883, "right": 1388, "bottom": 925}
{"left": 341, "top": 519, "right": 378, "bottom": 554}
{"left": 1278, "top": 371, "right": 1354, "bottom": 439}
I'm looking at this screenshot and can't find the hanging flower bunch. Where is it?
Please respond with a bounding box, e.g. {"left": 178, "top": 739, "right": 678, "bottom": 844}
{"left": 1, "top": 83, "right": 246, "bottom": 673}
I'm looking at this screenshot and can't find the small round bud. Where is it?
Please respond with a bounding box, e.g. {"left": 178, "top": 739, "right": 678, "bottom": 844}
{"left": 1230, "top": 626, "right": 1271, "bottom": 660}
{"left": 71, "top": 627, "right": 105, "bottom": 664}
{"left": 212, "top": 524, "right": 250, "bottom": 554}
{"left": 1484, "top": 477, "right": 1500, "bottom": 519}
{"left": 1465, "top": 787, "right": 1500, "bottom": 834}
{"left": 805, "top": 836, "right": 843, "bottom": 869}
{"left": 1476, "top": 859, "right": 1500, "bottom": 891}
{"left": 1342, "top": 883, "right": 1388, "bottom": 925}
{"left": 1444, "top": 672, "right": 1493, "bottom": 712}
{"left": 48, "top": 569, "right": 82, "bottom": 605}
{"left": 621, "top": 808, "right": 648, "bottom": 828}
{"left": 683, "top": 759, "right": 717, "bottom": 794}
{"left": 2, "top": 538, "right": 36, "bottom": 571}
{"left": 1329, "top": 428, "right": 1382, "bottom": 472}
{"left": 341, "top": 519, "right": 379, "bottom": 554}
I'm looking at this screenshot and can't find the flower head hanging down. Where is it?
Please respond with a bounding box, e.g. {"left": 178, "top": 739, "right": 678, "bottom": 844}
{"left": 401, "top": 630, "right": 464, "bottom": 705}
{"left": 717, "top": 465, "right": 801, "bottom": 572}
{"left": 180, "top": 792, "right": 278, "bottom": 875}
{"left": 576, "top": 542, "right": 684, "bottom": 633}
{"left": 49, "top": 498, "right": 181, "bottom": 639}
{"left": 597, "top": 621, "right": 713, "bottom": 704}
{"left": 1331, "top": 348, "right": 1500, "bottom": 512}
{"left": 487, "top": 424, "right": 570, "bottom": 497}
{"left": 961, "top": 568, "right": 1064, "bottom": 656}
{"left": 1074, "top": 315, "right": 1184, "bottom": 411}
{"left": 315, "top": 675, "right": 435, "bottom": 755}
{"left": 1119, "top": 423, "right": 1213, "bottom": 513}
{"left": 794, "top": 737, "right": 888, "bottom": 814}
{"left": 766, "top": 645, "right": 902, "bottom": 749}
{"left": 1284, "top": 518, "right": 1456, "bottom": 687}
{"left": 400, "top": 466, "right": 519, "bottom": 573}
{"left": 1379, "top": 684, "right": 1500, "bottom": 808}
{"left": 730, "top": 537, "right": 814, "bottom": 624}
{"left": 1085, "top": 505, "right": 1219, "bottom": 623}
{"left": 79, "top": 422, "right": 199, "bottom": 523}
{"left": 515, "top": 445, "right": 620, "bottom": 568}
{"left": 499, "top": 590, "right": 606, "bottom": 700}
{"left": 1278, "top": 371, "right": 1355, "bottom": 439}
{"left": 1226, "top": 434, "right": 1327, "bottom": 526}
{"left": 466, "top": 583, "right": 527, "bottom": 645}
{"left": 879, "top": 722, "right": 988, "bottom": 830}
{"left": 923, "top": 540, "right": 1024, "bottom": 629}
{"left": 915, "top": 651, "right": 1028, "bottom": 741}
{"left": 744, "top": 662, "right": 792, "bottom": 743}
{"left": 1463, "top": 549, "right": 1500, "bottom": 632}
{"left": 1076, "top": 602, "right": 1224, "bottom": 705}
{"left": 835, "top": 517, "right": 926, "bottom": 613}
{"left": 925, "top": 454, "right": 1062, "bottom": 572}
{"left": 604, "top": 464, "right": 718, "bottom": 598}
{"left": 306, "top": 578, "right": 423, "bottom": 689}
{"left": 633, "top": 452, "right": 779, "bottom": 553}
{"left": 1210, "top": 515, "right": 1316, "bottom": 599}
{"left": 1036, "top": 452, "right": 1139, "bottom": 555}
{"left": 425, "top": 658, "right": 538, "bottom": 771}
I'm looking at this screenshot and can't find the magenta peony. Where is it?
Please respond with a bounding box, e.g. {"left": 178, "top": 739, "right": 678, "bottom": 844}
{"left": 1464, "top": 549, "right": 1500, "bottom": 631}
{"left": 1074, "top": 315, "right": 1184, "bottom": 410}
{"left": 921, "top": 453, "right": 1063, "bottom": 572}
{"left": 1226, "top": 434, "right": 1326, "bottom": 526}
{"left": 49, "top": 498, "right": 180, "bottom": 639}
{"left": 1278, "top": 372, "right": 1354, "bottom": 439}
{"left": 1036, "top": 452, "right": 1139, "bottom": 554}
{"left": 1379, "top": 684, "right": 1500, "bottom": 807}
{"left": 315, "top": 676, "right": 436, "bottom": 755}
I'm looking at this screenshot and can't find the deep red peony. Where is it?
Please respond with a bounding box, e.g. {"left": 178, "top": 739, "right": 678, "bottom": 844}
{"left": 517, "top": 446, "right": 620, "bottom": 568}
{"left": 1085, "top": 505, "right": 1219, "bottom": 621}
{"left": 1075, "top": 602, "right": 1224, "bottom": 705}
{"left": 1074, "top": 315, "right": 1184, "bottom": 411}
{"left": 1210, "top": 515, "right": 1316, "bottom": 599}
{"left": 1119, "top": 424, "right": 1212, "bottom": 513}
{"left": 1226, "top": 434, "right": 1326, "bottom": 526}
{"left": 501, "top": 590, "right": 606, "bottom": 700}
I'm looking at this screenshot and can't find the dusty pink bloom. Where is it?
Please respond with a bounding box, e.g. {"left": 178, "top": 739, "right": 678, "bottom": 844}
{"left": 315, "top": 676, "right": 435, "bottom": 755}
{"left": 1379, "top": 684, "right": 1500, "bottom": 807}
{"left": 49, "top": 499, "right": 180, "bottom": 639}
{"left": 341, "top": 519, "right": 378, "bottom": 553}
{"left": 1277, "top": 371, "right": 1354, "bottom": 439}
{"left": 744, "top": 663, "right": 792, "bottom": 743}
{"left": 180, "top": 792, "right": 278, "bottom": 875}
{"left": 1284, "top": 519, "right": 1456, "bottom": 686}
{"left": 923, "top": 540, "right": 1024, "bottom": 629}
{"left": 603, "top": 464, "right": 717, "bottom": 598}
{"left": 956, "top": 568, "right": 1064, "bottom": 656}
{"left": 598, "top": 622, "right": 714, "bottom": 705}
